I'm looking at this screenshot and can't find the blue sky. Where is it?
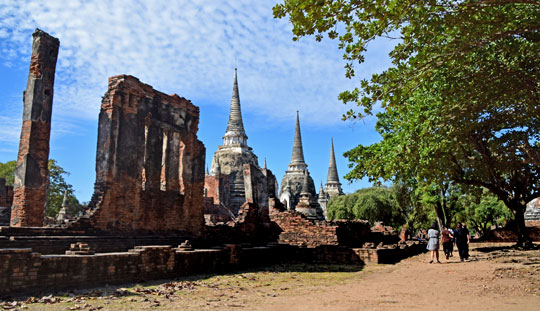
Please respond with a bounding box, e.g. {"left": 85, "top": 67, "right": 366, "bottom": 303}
{"left": 0, "top": 1, "right": 394, "bottom": 202}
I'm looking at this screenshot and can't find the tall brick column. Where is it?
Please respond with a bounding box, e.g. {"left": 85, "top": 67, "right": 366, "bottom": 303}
{"left": 10, "top": 29, "right": 59, "bottom": 227}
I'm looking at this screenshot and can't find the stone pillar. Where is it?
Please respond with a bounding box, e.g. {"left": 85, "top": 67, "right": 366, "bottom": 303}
{"left": 11, "top": 29, "right": 59, "bottom": 227}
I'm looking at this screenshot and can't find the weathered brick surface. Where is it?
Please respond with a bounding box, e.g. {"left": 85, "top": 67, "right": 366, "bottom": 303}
{"left": 270, "top": 207, "right": 398, "bottom": 248}
{"left": 0, "top": 178, "right": 13, "bottom": 207}
{"left": 68, "top": 75, "right": 205, "bottom": 234}
{"left": 270, "top": 208, "right": 339, "bottom": 247}
{"left": 11, "top": 29, "right": 59, "bottom": 227}
{"left": 203, "top": 174, "right": 234, "bottom": 223}
{"left": 0, "top": 241, "right": 428, "bottom": 295}
{"left": 0, "top": 179, "right": 13, "bottom": 226}
{"left": 0, "top": 244, "right": 280, "bottom": 295}
{"left": 526, "top": 220, "right": 540, "bottom": 227}
{"left": 352, "top": 241, "right": 426, "bottom": 264}
{"left": 0, "top": 233, "right": 191, "bottom": 255}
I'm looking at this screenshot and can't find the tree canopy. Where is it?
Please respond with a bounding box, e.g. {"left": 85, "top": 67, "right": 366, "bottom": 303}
{"left": 327, "top": 186, "right": 407, "bottom": 228}
{"left": 274, "top": 0, "right": 540, "bottom": 246}
{"left": 0, "top": 161, "right": 16, "bottom": 185}
{"left": 0, "top": 160, "right": 83, "bottom": 217}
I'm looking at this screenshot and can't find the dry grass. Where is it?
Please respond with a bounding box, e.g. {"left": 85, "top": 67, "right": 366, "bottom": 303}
{"left": 4, "top": 244, "right": 540, "bottom": 311}
{"left": 8, "top": 264, "right": 364, "bottom": 310}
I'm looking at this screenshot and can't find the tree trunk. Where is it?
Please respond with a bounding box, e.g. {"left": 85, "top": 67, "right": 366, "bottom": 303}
{"left": 434, "top": 202, "right": 446, "bottom": 230}
{"left": 512, "top": 204, "right": 532, "bottom": 248}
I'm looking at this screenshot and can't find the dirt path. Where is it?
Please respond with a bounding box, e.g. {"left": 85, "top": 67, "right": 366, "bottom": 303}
{"left": 16, "top": 243, "right": 540, "bottom": 311}
{"left": 248, "top": 244, "right": 540, "bottom": 311}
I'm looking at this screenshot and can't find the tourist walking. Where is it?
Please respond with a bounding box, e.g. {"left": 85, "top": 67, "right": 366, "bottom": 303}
{"left": 454, "top": 223, "right": 471, "bottom": 261}
{"left": 426, "top": 222, "right": 440, "bottom": 263}
{"left": 441, "top": 226, "right": 453, "bottom": 260}
{"left": 448, "top": 227, "right": 454, "bottom": 257}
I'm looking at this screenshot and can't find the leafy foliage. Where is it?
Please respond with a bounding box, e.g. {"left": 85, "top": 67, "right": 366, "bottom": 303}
{"left": 0, "top": 160, "right": 83, "bottom": 217}
{"left": 0, "top": 160, "right": 16, "bottom": 185}
{"left": 455, "top": 189, "right": 513, "bottom": 237}
{"left": 46, "top": 160, "right": 84, "bottom": 217}
{"left": 327, "top": 186, "right": 406, "bottom": 228}
{"left": 274, "top": 0, "right": 540, "bottom": 245}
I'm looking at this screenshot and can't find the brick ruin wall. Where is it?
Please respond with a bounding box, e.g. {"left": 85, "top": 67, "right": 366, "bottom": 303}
{"left": 204, "top": 174, "right": 233, "bottom": 223}
{"left": 0, "top": 240, "right": 428, "bottom": 295}
{"left": 269, "top": 207, "right": 400, "bottom": 248}
{"left": 0, "top": 178, "right": 13, "bottom": 225}
{"left": 0, "top": 244, "right": 363, "bottom": 296}
{"left": 270, "top": 208, "right": 339, "bottom": 247}
{"left": 0, "top": 178, "right": 13, "bottom": 226}
{"left": 0, "top": 178, "right": 14, "bottom": 207}
{"left": 11, "top": 29, "right": 59, "bottom": 227}
{"left": 68, "top": 75, "right": 205, "bottom": 234}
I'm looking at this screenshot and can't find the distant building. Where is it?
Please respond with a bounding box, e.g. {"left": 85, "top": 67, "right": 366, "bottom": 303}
{"left": 525, "top": 198, "right": 540, "bottom": 221}
{"left": 318, "top": 138, "right": 344, "bottom": 218}
{"left": 279, "top": 112, "right": 323, "bottom": 220}
{"left": 204, "top": 69, "right": 277, "bottom": 222}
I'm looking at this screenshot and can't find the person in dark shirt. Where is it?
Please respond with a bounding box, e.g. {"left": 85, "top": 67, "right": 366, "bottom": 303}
{"left": 440, "top": 226, "right": 454, "bottom": 260}
{"left": 454, "top": 223, "right": 471, "bottom": 262}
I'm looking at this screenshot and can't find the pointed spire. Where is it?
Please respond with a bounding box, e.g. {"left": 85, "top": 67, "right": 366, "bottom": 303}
{"left": 223, "top": 68, "right": 248, "bottom": 146}
{"left": 61, "top": 191, "right": 69, "bottom": 209}
{"left": 289, "top": 111, "right": 307, "bottom": 169}
{"left": 327, "top": 137, "right": 340, "bottom": 183}
{"left": 264, "top": 157, "right": 267, "bottom": 170}
{"left": 319, "top": 181, "right": 325, "bottom": 195}
{"left": 206, "top": 165, "right": 209, "bottom": 176}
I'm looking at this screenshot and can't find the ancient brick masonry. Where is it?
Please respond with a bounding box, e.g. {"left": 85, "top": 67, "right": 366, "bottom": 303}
{"left": 70, "top": 75, "right": 206, "bottom": 234}
{"left": 11, "top": 29, "right": 59, "bottom": 227}
{"left": 0, "top": 178, "right": 13, "bottom": 208}
{"left": 270, "top": 208, "right": 340, "bottom": 247}
{"left": 0, "top": 178, "right": 14, "bottom": 226}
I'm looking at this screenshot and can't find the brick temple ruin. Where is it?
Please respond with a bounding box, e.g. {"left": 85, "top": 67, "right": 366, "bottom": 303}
{"left": 0, "top": 29, "right": 426, "bottom": 296}
{"left": 67, "top": 74, "right": 206, "bottom": 234}
{"left": 10, "top": 29, "right": 59, "bottom": 227}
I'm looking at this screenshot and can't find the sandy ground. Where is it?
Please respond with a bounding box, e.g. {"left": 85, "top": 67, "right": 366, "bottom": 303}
{"left": 10, "top": 243, "right": 540, "bottom": 311}
{"left": 250, "top": 243, "right": 540, "bottom": 311}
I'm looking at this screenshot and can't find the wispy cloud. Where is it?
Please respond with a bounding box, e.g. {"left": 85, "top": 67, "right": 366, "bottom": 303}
{"left": 0, "top": 115, "right": 21, "bottom": 144}
{"left": 0, "top": 0, "right": 395, "bottom": 143}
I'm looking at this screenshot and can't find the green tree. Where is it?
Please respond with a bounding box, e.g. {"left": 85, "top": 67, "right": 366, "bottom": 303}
{"left": 419, "top": 182, "right": 463, "bottom": 229}
{"left": 0, "top": 159, "right": 82, "bottom": 217}
{"left": 0, "top": 160, "right": 16, "bottom": 185}
{"left": 456, "top": 189, "right": 513, "bottom": 238}
{"left": 327, "top": 194, "right": 355, "bottom": 220}
{"left": 45, "top": 159, "right": 82, "bottom": 217}
{"left": 327, "top": 186, "right": 406, "bottom": 228}
{"left": 274, "top": 1, "right": 540, "bottom": 246}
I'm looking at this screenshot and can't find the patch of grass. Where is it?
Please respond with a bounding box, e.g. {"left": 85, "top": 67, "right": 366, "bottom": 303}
{"left": 20, "top": 264, "right": 364, "bottom": 310}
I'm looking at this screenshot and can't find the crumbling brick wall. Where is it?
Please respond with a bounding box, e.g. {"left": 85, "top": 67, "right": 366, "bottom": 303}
{"left": 270, "top": 208, "right": 384, "bottom": 248}
{"left": 70, "top": 75, "right": 205, "bottom": 234}
{"left": 204, "top": 174, "right": 234, "bottom": 223}
{"left": 243, "top": 164, "right": 270, "bottom": 216}
{"left": 0, "top": 244, "right": 284, "bottom": 295}
{"left": 270, "top": 208, "right": 339, "bottom": 247}
{"left": 11, "top": 29, "right": 59, "bottom": 227}
{"left": 0, "top": 178, "right": 13, "bottom": 207}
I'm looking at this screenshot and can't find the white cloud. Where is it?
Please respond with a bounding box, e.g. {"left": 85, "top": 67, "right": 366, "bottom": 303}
{"left": 0, "top": 115, "right": 21, "bottom": 144}
{"left": 0, "top": 0, "right": 395, "bottom": 138}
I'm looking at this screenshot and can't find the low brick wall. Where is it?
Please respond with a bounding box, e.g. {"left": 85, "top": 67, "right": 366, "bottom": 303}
{"left": 271, "top": 210, "right": 339, "bottom": 247}
{"left": 270, "top": 209, "right": 392, "bottom": 248}
{"left": 0, "top": 245, "right": 234, "bottom": 296}
{"left": 0, "top": 241, "right": 428, "bottom": 296}
{"left": 0, "top": 234, "right": 193, "bottom": 255}
{"left": 353, "top": 241, "right": 427, "bottom": 264}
